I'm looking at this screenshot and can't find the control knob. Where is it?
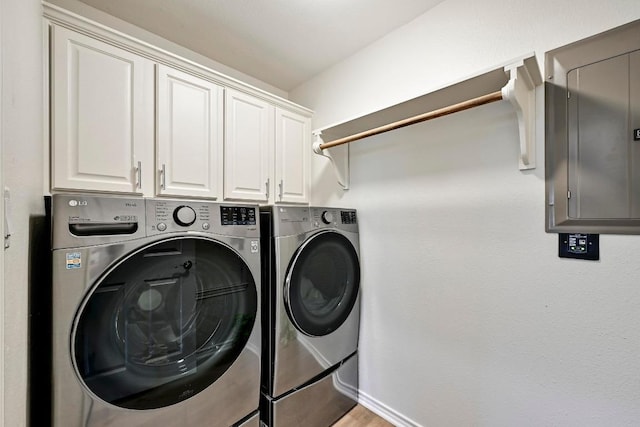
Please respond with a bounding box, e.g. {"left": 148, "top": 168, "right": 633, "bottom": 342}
{"left": 321, "top": 211, "right": 334, "bottom": 224}
{"left": 173, "top": 206, "right": 196, "bottom": 227}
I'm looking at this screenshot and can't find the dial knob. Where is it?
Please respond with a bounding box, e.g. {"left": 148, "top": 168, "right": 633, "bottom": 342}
{"left": 321, "top": 211, "right": 334, "bottom": 224}
{"left": 173, "top": 206, "right": 196, "bottom": 227}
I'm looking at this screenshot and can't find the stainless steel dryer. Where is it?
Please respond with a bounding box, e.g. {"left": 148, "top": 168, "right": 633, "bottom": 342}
{"left": 260, "top": 206, "right": 360, "bottom": 427}
{"left": 51, "top": 193, "right": 262, "bottom": 427}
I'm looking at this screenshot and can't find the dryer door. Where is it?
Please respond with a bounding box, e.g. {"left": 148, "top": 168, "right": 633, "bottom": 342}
{"left": 72, "top": 237, "right": 257, "bottom": 410}
{"left": 284, "top": 231, "right": 360, "bottom": 336}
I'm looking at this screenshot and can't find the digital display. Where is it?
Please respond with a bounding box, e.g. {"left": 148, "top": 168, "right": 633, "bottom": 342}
{"left": 220, "top": 206, "right": 256, "bottom": 225}
{"left": 341, "top": 211, "right": 357, "bottom": 224}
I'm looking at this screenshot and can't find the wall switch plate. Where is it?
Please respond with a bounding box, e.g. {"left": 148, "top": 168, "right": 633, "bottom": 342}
{"left": 559, "top": 233, "right": 599, "bottom": 260}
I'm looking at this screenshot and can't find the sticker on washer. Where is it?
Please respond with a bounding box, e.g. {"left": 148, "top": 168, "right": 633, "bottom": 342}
{"left": 250, "top": 240, "right": 259, "bottom": 253}
{"left": 66, "top": 252, "right": 82, "bottom": 269}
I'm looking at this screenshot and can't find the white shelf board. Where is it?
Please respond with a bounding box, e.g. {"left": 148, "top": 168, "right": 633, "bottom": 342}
{"left": 313, "top": 54, "right": 542, "bottom": 189}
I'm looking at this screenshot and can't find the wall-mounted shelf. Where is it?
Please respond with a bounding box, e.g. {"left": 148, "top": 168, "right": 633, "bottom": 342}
{"left": 312, "top": 54, "right": 542, "bottom": 189}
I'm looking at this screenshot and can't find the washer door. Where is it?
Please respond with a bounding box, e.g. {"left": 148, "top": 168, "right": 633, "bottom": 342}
{"left": 72, "top": 237, "right": 257, "bottom": 410}
{"left": 285, "top": 231, "right": 360, "bottom": 337}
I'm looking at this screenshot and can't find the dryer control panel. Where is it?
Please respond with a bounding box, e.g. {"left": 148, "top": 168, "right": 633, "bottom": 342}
{"left": 311, "top": 207, "right": 358, "bottom": 232}
{"left": 268, "top": 206, "right": 358, "bottom": 236}
{"left": 341, "top": 210, "right": 358, "bottom": 225}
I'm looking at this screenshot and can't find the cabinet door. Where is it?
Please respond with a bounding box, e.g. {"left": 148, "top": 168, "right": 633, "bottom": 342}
{"left": 274, "top": 108, "right": 310, "bottom": 204}
{"left": 51, "top": 25, "right": 153, "bottom": 194}
{"left": 224, "top": 89, "right": 273, "bottom": 202}
{"left": 156, "top": 64, "right": 223, "bottom": 198}
{"left": 567, "top": 51, "right": 640, "bottom": 219}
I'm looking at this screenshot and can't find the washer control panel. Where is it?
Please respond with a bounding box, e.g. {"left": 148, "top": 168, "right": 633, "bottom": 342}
{"left": 220, "top": 206, "right": 256, "bottom": 226}
{"left": 147, "top": 199, "right": 213, "bottom": 234}
{"left": 146, "top": 199, "right": 259, "bottom": 236}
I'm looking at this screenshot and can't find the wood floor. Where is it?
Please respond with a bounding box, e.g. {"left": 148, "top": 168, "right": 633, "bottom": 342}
{"left": 332, "top": 405, "right": 394, "bottom": 427}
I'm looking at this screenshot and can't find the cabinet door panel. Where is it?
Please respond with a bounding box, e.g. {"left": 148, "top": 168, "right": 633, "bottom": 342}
{"left": 224, "top": 89, "right": 272, "bottom": 202}
{"left": 567, "top": 53, "right": 636, "bottom": 219}
{"left": 631, "top": 51, "right": 640, "bottom": 217}
{"left": 275, "top": 108, "right": 310, "bottom": 204}
{"left": 157, "top": 65, "right": 223, "bottom": 198}
{"left": 51, "top": 25, "right": 153, "bottom": 193}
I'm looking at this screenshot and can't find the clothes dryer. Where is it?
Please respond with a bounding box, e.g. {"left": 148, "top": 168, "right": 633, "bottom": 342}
{"left": 260, "top": 206, "right": 360, "bottom": 427}
{"left": 51, "top": 194, "right": 262, "bottom": 427}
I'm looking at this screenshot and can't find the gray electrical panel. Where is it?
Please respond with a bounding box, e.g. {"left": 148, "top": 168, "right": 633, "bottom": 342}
{"left": 546, "top": 19, "right": 640, "bottom": 234}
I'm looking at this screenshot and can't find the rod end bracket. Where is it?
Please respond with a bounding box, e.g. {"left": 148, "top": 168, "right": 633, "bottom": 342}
{"left": 313, "top": 131, "right": 350, "bottom": 189}
{"left": 502, "top": 54, "right": 542, "bottom": 171}
{"left": 312, "top": 139, "right": 324, "bottom": 155}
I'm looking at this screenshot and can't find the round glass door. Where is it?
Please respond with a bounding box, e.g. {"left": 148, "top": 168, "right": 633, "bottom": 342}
{"left": 285, "top": 231, "right": 360, "bottom": 337}
{"left": 72, "top": 237, "right": 257, "bottom": 410}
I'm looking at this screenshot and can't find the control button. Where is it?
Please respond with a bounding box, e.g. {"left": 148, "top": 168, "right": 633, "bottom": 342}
{"left": 202, "top": 222, "right": 210, "bottom": 230}
{"left": 173, "top": 206, "right": 197, "bottom": 227}
{"left": 321, "top": 211, "right": 334, "bottom": 224}
{"left": 157, "top": 222, "right": 167, "bottom": 231}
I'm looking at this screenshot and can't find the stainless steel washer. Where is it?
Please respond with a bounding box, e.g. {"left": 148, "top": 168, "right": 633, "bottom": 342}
{"left": 260, "top": 206, "right": 360, "bottom": 427}
{"left": 51, "top": 193, "right": 261, "bottom": 427}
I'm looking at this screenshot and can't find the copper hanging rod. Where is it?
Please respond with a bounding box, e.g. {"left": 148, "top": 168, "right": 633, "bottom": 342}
{"left": 317, "top": 90, "right": 504, "bottom": 150}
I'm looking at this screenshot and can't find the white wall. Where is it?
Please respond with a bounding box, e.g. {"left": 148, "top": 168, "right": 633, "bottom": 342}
{"left": 1, "top": 0, "right": 44, "bottom": 426}
{"left": 290, "top": 0, "right": 640, "bottom": 426}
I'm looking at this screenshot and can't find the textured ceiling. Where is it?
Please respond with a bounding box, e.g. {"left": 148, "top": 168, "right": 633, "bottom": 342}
{"left": 76, "top": 0, "right": 445, "bottom": 91}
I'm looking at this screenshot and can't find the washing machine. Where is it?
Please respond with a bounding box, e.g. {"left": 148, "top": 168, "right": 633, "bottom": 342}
{"left": 50, "top": 193, "right": 262, "bottom": 427}
{"left": 260, "top": 206, "right": 360, "bottom": 427}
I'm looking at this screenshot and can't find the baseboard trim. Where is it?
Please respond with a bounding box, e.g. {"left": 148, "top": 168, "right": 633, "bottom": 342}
{"left": 358, "top": 390, "right": 421, "bottom": 427}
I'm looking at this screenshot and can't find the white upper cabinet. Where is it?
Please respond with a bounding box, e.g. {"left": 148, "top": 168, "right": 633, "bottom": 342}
{"left": 46, "top": 9, "right": 313, "bottom": 202}
{"left": 50, "top": 25, "right": 154, "bottom": 194}
{"left": 156, "top": 64, "right": 223, "bottom": 199}
{"left": 224, "top": 88, "right": 274, "bottom": 202}
{"left": 224, "top": 90, "right": 311, "bottom": 204}
{"left": 274, "top": 107, "right": 310, "bottom": 204}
